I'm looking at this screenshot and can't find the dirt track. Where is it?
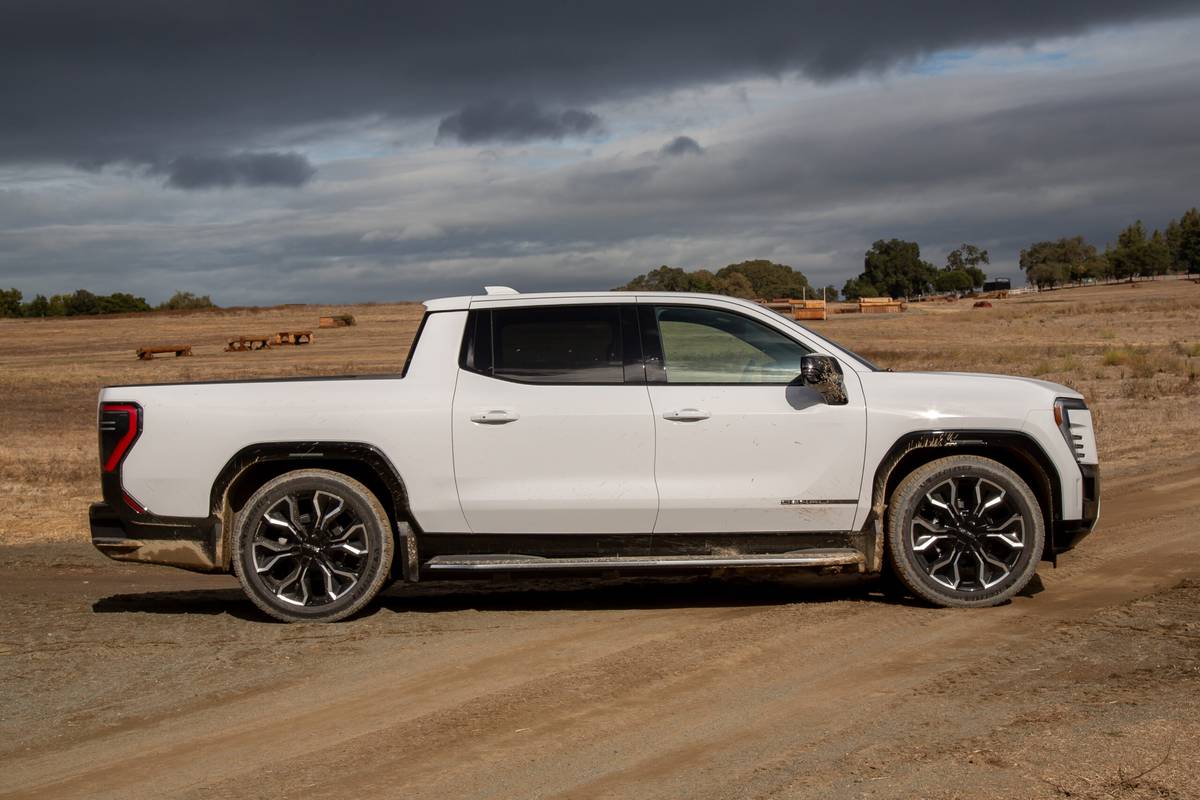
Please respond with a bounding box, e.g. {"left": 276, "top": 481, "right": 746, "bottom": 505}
{"left": 0, "top": 460, "right": 1197, "bottom": 799}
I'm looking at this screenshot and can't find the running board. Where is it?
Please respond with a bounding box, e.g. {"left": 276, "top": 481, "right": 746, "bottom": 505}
{"left": 422, "top": 549, "right": 865, "bottom": 573}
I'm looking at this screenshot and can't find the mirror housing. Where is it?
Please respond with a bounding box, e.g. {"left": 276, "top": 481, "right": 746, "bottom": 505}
{"left": 799, "top": 355, "right": 848, "bottom": 405}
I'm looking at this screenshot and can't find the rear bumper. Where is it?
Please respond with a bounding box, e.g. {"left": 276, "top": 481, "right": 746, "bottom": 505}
{"left": 90, "top": 502, "right": 224, "bottom": 573}
{"left": 1051, "top": 463, "right": 1100, "bottom": 554}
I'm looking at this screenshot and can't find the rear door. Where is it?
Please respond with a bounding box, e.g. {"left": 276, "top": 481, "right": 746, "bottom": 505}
{"left": 452, "top": 301, "right": 658, "bottom": 534}
{"left": 642, "top": 301, "right": 867, "bottom": 533}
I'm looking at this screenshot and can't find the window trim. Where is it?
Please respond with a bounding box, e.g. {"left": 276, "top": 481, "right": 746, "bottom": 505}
{"left": 642, "top": 303, "right": 815, "bottom": 386}
{"left": 459, "top": 303, "right": 645, "bottom": 386}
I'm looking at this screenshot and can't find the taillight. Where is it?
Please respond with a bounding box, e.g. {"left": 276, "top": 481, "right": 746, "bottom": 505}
{"left": 99, "top": 403, "right": 142, "bottom": 473}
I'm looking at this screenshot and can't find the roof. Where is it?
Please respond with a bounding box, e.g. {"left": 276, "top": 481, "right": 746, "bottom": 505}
{"left": 421, "top": 289, "right": 752, "bottom": 312}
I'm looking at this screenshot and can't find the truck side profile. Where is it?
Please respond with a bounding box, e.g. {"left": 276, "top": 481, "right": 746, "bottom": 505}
{"left": 90, "top": 289, "right": 1100, "bottom": 621}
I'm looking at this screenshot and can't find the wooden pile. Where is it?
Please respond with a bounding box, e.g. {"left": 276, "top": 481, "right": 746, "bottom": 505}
{"left": 272, "top": 330, "right": 314, "bottom": 345}
{"left": 136, "top": 345, "right": 193, "bottom": 360}
{"left": 788, "top": 299, "right": 827, "bottom": 321}
{"left": 319, "top": 314, "right": 356, "bottom": 328}
{"left": 858, "top": 297, "right": 905, "bottom": 314}
{"left": 225, "top": 335, "right": 272, "bottom": 352}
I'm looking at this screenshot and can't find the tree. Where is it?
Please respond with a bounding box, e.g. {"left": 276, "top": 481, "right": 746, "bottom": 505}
{"left": 99, "top": 292, "right": 152, "bottom": 314}
{"left": 1107, "top": 221, "right": 1170, "bottom": 281}
{"left": 158, "top": 290, "right": 217, "bottom": 311}
{"left": 0, "top": 288, "right": 22, "bottom": 318}
{"left": 64, "top": 289, "right": 100, "bottom": 315}
{"left": 618, "top": 266, "right": 692, "bottom": 292}
{"left": 821, "top": 284, "right": 839, "bottom": 302}
{"left": 715, "top": 260, "right": 812, "bottom": 299}
{"left": 1019, "top": 236, "right": 1102, "bottom": 287}
{"left": 21, "top": 294, "right": 50, "bottom": 317}
{"left": 933, "top": 269, "right": 973, "bottom": 293}
{"left": 945, "top": 243, "right": 989, "bottom": 288}
{"left": 841, "top": 276, "right": 879, "bottom": 301}
{"left": 855, "top": 239, "right": 936, "bottom": 298}
{"left": 1147, "top": 230, "right": 1172, "bottom": 277}
{"left": 1173, "top": 207, "right": 1200, "bottom": 275}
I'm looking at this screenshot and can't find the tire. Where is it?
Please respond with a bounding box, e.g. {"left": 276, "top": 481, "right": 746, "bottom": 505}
{"left": 232, "top": 469, "right": 394, "bottom": 622}
{"left": 886, "top": 455, "right": 1044, "bottom": 608}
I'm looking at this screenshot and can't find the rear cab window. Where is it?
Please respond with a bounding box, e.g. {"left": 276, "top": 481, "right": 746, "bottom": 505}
{"left": 461, "top": 304, "right": 639, "bottom": 385}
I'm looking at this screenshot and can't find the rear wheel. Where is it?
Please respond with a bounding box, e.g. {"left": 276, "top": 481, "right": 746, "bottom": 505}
{"left": 887, "top": 455, "right": 1044, "bottom": 608}
{"left": 232, "top": 469, "right": 393, "bottom": 622}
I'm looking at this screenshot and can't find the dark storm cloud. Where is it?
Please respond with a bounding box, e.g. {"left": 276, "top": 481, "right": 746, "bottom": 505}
{"left": 436, "top": 101, "right": 603, "bottom": 144}
{"left": 158, "top": 152, "right": 316, "bottom": 190}
{"left": 1, "top": 0, "right": 1196, "bottom": 167}
{"left": 660, "top": 136, "right": 704, "bottom": 157}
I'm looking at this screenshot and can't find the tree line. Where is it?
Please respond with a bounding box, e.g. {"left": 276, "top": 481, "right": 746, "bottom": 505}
{"left": 1020, "top": 208, "right": 1200, "bottom": 289}
{"left": 618, "top": 260, "right": 840, "bottom": 300}
{"left": 0, "top": 289, "right": 217, "bottom": 318}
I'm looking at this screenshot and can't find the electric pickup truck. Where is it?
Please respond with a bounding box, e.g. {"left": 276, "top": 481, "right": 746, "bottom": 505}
{"left": 90, "top": 288, "right": 1100, "bottom": 622}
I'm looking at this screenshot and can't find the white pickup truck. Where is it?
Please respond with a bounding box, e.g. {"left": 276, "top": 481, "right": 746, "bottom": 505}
{"left": 91, "top": 288, "right": 1100, "bottom": 621}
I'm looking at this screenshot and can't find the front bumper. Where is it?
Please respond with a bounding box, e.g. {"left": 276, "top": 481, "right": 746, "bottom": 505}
{"left": 1051, "top": 463, "right": 1100, "bottom": 554}
{"left": 90, "top": 502, "right": 224, "bottom": 573}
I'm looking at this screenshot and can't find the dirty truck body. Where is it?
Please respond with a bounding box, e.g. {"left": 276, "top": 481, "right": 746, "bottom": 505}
{"left": 91, "top": 290, "right": 1100, "bottom": 621}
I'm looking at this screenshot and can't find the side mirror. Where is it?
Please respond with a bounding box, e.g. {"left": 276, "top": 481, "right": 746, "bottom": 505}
{"left": 799, "top": 355, "right": 848, "bottom": 405}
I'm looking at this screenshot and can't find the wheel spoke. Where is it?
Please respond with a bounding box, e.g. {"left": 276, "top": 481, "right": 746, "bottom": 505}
{"left": 928, "top": 547, "right": 963, "bottom": 590}
{"left": 977, "top": 549, "right": 1011, "bottom": 588}
{"left": 255, "top": 547, "right": 297, "bottom": 573}
{"left": 313, "top": 491, "right": 345, "bottom": 532}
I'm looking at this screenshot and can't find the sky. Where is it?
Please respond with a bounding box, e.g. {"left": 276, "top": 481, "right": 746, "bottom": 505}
{"left": 2, "top": 1, "right": 1200, "bottom": 305}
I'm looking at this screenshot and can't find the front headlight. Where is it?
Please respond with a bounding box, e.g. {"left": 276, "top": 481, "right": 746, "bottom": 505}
{"left": 1053, "top": 397, "right": 1088, "bottom": 462}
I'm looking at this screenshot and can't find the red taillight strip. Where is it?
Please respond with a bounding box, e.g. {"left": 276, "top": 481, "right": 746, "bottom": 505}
{"left": 102, "top": 403, "right": 141, "bottom": 473}
{"left": 122, "top": 490, "right": 146, "bottom": 514}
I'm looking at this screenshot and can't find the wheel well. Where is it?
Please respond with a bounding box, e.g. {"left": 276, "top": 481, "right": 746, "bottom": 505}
{"left": 879, "top": 444, "right": 1057, "bottom": 560}
{"left": 218, "top": 457, "right": 412, "bottom": 572}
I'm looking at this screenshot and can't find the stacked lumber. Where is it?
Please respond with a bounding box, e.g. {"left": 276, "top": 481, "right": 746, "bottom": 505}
{"left": 858, "top": 297, "right": 905, "bottom": 314}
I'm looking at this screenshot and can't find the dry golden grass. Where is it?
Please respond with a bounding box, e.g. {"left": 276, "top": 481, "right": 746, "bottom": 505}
{"left": 1, "top": 279, "right": 1197, "bottom": 545}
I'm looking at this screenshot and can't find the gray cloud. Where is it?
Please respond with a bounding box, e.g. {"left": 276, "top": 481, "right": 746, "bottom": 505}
{"left": 1, "top": 1, "right": 1196, "bottom": 167}
{"left": 6, "top": 55, "right": 1200, "bottom": 304}
{"left": 660, "top": 136, "right": 704, "bottom": 157}
{"left": 158, "top": 152, "right": 316, "bottom": 190}
{"left": 437, "top": 101, "right": 603, "bottom": 144}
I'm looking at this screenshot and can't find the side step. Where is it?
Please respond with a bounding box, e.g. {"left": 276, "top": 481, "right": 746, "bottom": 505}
{"left": 423, "top": 549, "right": 865, "bottom": 573}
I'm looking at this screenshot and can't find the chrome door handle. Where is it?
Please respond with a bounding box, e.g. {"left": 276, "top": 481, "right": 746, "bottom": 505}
{"left": 470, "top": 409, "right": 520, "bottom": 424}
{"left": 662, "top": 408, "right": 710, "bottom": 422}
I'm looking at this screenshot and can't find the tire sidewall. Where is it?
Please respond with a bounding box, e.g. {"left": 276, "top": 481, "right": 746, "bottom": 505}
{"left": 232, "top": 470, "right": 393, "bottom": 622}
{"left": 887, "top": 457, "right": 1045, "bottom": 608}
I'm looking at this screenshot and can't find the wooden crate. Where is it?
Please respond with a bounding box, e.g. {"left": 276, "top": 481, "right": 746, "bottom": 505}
{"left": 136, "top": 345, "right": 193, "bottom": 360}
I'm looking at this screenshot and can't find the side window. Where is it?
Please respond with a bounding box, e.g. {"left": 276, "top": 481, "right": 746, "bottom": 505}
{"left": 485, "top": 305, "right": 625, "bottom": 384}
{"left": 654, "top": 305, "right": 811, "bottom": 384}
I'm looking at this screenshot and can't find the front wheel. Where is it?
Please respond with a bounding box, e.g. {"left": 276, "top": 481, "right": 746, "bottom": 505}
{"left": 886, "top": 455, "right": 1044, "bottom": 608}
{"left": 232, "top": 469, "right": 394, "bottom": 622}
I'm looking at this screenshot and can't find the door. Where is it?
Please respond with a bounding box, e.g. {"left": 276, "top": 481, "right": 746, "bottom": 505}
{"left": 643, "top": 303, "right": 867, "bottom": 533}
{"left": 452, "top": 303, "right": 658, "bottom": 534}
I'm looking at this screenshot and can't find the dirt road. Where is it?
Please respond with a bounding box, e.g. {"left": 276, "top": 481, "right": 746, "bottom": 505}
{"left": 1, "top": 460, "right": 1198, "bottom": 800}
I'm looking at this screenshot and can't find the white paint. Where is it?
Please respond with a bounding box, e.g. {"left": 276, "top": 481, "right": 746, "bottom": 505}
{"left": 102, "top": 291, "right": 1096, "bottom": 534}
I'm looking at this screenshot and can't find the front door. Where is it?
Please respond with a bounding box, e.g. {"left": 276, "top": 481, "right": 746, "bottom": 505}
{"left": 643, "top": 302, "right": 867, "bottom": 533}
{"left": 452, "top": 302, "right": 658, "bottom": 534}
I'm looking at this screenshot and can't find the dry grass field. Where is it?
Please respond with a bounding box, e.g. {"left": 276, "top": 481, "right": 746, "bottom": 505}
{"left": 1, "top": 279, "right": 1196, "bottom": 544}
{"left": 1, "top": 279, "right": 1199, "bottom": 800}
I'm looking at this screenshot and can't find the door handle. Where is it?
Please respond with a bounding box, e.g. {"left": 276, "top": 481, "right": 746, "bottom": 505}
{"left": 470, "top": 409, "right": 520, "bottom": 425}
{"left": 662, "top": 408, "right": 710, "bottom": 422}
